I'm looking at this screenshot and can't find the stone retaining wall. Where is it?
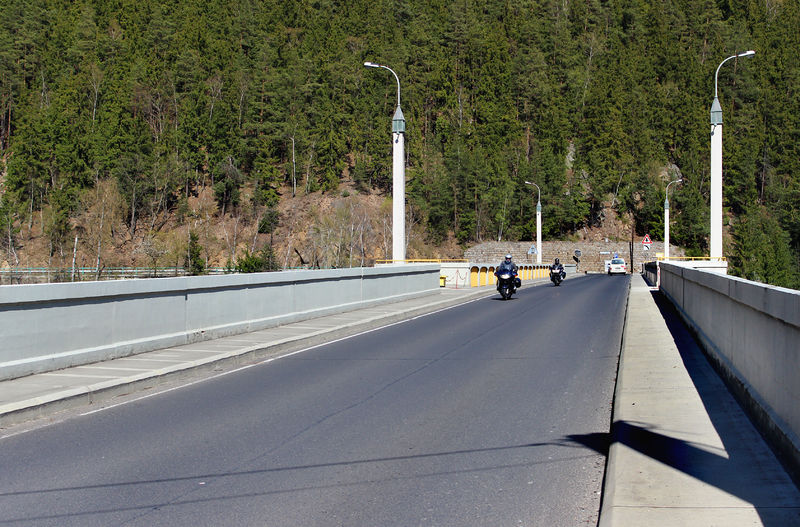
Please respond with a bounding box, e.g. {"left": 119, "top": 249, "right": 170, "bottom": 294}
{"left": 464, "top": 240, "right": 684, "bottom": 273}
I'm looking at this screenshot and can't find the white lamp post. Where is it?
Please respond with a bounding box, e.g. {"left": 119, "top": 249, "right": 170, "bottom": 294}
{"left": 710, "top": 50, "right": 755, "bottom": 261}
{"left": 364, "top": 61, "right": 406, "bottom": 263}
{"left": 664, "top": 178, "right": 682, "bottom": 260}
{"left": 524, "top": 181, "right": 542, "bottom": 264}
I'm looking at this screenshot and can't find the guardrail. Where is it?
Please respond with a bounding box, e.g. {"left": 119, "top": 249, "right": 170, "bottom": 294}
{"left": 375, "top": 260, "right": 558, "bottom": 289}
{"left": 0, "top": 265, "right": 441, "bottom": 381}
{"left": 0, "top": 267, "right": 232, "bottom": 284}
{"left": 656, "top": 256, "right": 728, "bottom": 261}
{"left": 458, "top": 262, "right": 575, "bottom": 288}
{"left": 375, "top": 259, "right": 468, "bottom": 264}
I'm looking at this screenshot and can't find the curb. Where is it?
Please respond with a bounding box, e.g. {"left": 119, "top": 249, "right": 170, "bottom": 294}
{"left": 597, "top": 274, "right": 633, "bottom": 526}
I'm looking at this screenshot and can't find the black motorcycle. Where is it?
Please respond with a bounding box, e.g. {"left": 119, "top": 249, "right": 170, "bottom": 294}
{"left": 495, "top": 269, "right": 521, "bottom": 300}
{"left": 550, "top": 265, "right": 566, "bottom": 286}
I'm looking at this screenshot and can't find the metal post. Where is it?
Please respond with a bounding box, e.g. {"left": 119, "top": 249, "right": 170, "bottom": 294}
{"left": 525, "top": 181, "right": 541, "bottom": 264}
{"left": 365, "top": 62, "right": 406, "bottom": 263}
{"left": 664, "top": 179, "right": 682, "bottom": 260}
{"left": 664, "top": 205, "right": 670, "bottom": 260}
{"left": 710, "top": 50, "right": 755, "bottom": 261}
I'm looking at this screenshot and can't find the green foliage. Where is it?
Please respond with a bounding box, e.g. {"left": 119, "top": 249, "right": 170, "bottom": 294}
{"left": 184, "top": 230, "right": 205, "bottom": 275}
{"left": 213, "top": 156, "right": 243, "bottom": 214}
{"left": 0, "top": 195, "right": 20, "bottom": 263}
{"left": 43, "top": 188, "right": 76, "bottom": 255}
{"left": 258, "top": 207, "right": 281, "bottom": 235}
{"left": 236, "top": 245, "right": 280, "bottom": 273}
{"left": 0, "top": 0, "right": 798, "bottom": 287}
{"left": 729, "top": 206, "right": 800, "bottom": 289}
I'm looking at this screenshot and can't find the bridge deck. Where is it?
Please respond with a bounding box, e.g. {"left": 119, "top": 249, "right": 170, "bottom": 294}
{"left": 1, "top": 275, "right": 798, "bottom": 525}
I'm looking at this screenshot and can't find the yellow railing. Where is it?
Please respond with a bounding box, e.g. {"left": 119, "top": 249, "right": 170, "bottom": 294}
{"left": 468, "top": 264, "right": 551, "bottom": 287}
{"left": 375, "top": 259, "right": 468, "bottom": 264}
{"left": 373, "top": 260, "right": 552, "bottom": 288}
{"left": 656, "top": 256, "right": 727, "bottom": 262}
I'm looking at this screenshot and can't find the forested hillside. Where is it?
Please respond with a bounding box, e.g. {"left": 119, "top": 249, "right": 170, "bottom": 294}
{"left": 0, "top": 0, "right": 798, "bottom": 287}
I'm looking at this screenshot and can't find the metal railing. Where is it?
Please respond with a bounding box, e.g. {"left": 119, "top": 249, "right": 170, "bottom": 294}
{"left": 0, "top": 267, "right": 231, "bottom": 285}
{"left": 656, "top": 256, "right": 728, "bottom": 262}
{"left": 375, "top": 259, "right": 468, "bottom": 264}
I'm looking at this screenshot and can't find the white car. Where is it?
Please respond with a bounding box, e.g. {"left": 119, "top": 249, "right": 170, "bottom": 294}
{"left": 608, "top": 258, "right": 627, "bottom": 275}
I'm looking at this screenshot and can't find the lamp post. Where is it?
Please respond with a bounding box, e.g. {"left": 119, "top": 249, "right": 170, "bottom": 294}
{"left": 364, "top": 61, "right": 406, "bottom": 263}
{"left": 664, "top": 178, "right": 682, "bottom": 260}
{"left": 524, "top": 181, "right": 542, "bottom": 264}
{"left": 710, "top": 50, "right": 755, "bottom": 261}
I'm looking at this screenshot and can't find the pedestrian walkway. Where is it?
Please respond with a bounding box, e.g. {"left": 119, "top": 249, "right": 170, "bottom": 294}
{"left": 600, "top": 274, "right": 800, "bottom": 526}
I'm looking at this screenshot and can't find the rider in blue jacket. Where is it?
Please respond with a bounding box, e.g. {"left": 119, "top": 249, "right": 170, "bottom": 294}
{"left": 496, "top": 254, "right": 518, "bottom": 276}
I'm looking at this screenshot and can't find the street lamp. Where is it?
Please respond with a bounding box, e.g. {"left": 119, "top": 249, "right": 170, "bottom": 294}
{"left": 364, "top": 61, "right": 406, "bottom": 263}
{"left": 664, "top": 178, "right": 682, "bottom": 260}
{"left": 710, "top": 50, "right": 755, "bottom": 262}
{"left": 524, "top": 181, "right": 542, "bottom": 264}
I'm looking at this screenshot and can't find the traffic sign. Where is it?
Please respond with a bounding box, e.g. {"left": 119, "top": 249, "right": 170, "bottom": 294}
{"left": 642, "top": 234, "right": 652, "bottom": 245}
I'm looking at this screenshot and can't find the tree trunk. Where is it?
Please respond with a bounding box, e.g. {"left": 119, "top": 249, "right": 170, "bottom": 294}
{"left": 71, "top": 235, "right": 78, "bottom": 282}
{"left": 291, "top": 136, "right": 297, "bottom": 197}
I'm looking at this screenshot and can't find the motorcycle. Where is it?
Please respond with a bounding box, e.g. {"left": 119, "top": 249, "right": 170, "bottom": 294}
{"left": 550, "top": 266, "right": 566, "bottom": 286}
{"left": 495, "top": 270, "right": 521, "bottom": 300}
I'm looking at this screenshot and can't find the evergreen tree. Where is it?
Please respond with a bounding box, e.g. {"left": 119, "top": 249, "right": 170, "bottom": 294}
{"left": 0, "top": 0, "right": 797, "bottom": 286}
{"left": 729, "top": 205, "right": 800, "bottom": 289}
{"left": 184, "top": 230, "right": 205, "bottom": 275}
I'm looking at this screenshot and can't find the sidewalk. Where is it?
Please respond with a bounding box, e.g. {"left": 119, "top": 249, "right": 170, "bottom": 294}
{"left": 600, "top": 274, "right": 800, "bottom": 526}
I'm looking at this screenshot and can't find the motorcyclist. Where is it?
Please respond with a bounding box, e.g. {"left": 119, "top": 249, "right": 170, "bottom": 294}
{"left": 550, "top": 258, "right": 565, "bottom": 279}
{"left": 496, "top": 254, "right": 518, "bottom": 276}
{"left": 495, "top": 254, "right": 520, "bottom": 295}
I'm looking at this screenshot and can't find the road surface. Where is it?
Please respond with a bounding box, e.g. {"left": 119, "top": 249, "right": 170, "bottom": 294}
{"left": 0, "top": 274, "right": 630, "bottom": 526}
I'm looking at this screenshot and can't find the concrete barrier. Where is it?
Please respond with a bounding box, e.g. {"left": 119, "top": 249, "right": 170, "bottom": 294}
{"left": 659, "top": 262, "right": 800, "bottom": 481}
{"left": 643, "top": 258, "right": 730, "bottom": 288}
{"left": 452, "top": 262, "right": 575, "bottom": 288}
{"left": 0, "top": 265, "right": 441, "bottom": 381}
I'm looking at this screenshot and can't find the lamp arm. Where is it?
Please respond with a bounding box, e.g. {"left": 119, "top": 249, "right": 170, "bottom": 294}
{"left": 381, "top": 65, "right": 401, "bottom": 107}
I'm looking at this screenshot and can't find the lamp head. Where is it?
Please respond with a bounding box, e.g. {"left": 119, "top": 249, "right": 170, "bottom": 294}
{"left": 364, "top": 61, "right": 380, "bottom": 68}
{"left": 738, "top": 50, "right": 756, "bottom": 58}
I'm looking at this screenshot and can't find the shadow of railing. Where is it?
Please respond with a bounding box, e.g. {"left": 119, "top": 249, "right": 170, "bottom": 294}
{"left": 573, "top": 288, "right": 800, "bottom": 526}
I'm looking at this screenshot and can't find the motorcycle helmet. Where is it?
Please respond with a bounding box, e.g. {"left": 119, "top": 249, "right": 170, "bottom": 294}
{"left": 505, "top": 253, "right": 512, "bottom": 263}
{"left": 554, "top": 258, "right": 560, "bottom": 265}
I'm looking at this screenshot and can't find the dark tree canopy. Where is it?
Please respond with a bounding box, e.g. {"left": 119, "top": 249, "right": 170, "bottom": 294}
{"left": 0, "top": 0, "right": 798, "bottom": 287}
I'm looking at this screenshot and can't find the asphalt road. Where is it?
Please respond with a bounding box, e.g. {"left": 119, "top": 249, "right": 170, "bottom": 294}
{"left": 0, "top": 274, "right": 630, "bottom": 527}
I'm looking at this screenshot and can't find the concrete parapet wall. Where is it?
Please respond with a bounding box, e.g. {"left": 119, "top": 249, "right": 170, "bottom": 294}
{"left": 440, "top": 263, "right": 473, "bottom": 289}
{"left": 0, "top": 265, "right": 441, "bottom": 381}
{"left": 659, "top": 262, "right": 800, "bottom": 481}
{"left": 643, "top": 259, "right": 730, "bottom": 287}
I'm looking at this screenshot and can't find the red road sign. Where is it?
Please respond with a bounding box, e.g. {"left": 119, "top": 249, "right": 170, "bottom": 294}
{"left": 642, "top": 234, "right": 652, "bottom": 245}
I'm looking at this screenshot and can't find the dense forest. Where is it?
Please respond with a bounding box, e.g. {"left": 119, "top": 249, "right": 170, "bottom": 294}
{"left": 0, "top": 0, "right": 798, "bottom": 287}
